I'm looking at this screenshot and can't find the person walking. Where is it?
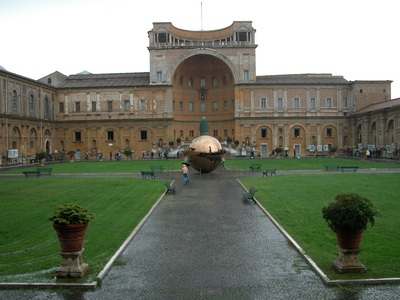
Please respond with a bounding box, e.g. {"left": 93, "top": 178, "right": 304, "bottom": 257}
{"left": 181, "top": 163, "right": 190, "bottom": 184}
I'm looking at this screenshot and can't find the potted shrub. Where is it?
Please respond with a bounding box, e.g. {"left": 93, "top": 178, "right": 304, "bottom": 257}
{"left": 176, "top": 137, "right": 181, "bottom": 145}
{"left": 322, "top": 193, "right": 380, "bottom": 248}
{"left": 49, "top": 204, "right": 95, "bottom": 252}
{"left": 329, "top": 146, "right": 337, "bottom": 158}
{"left": 234, "top": 140, "right": 240, "bottom": 147}
{"left": 169, "top": 141, "right": 174, "bottom": 148}
{"left": 35, "top": 151, "right": 47, "bottom": 167}
{"left": 360, "top": 150, "right": 367, "bottom": 162}
{"left": 124, "top": 150, "right": 132, "bottom": 161}
{"left": 227, "top": 137, "right": 233, "bottom": 144}
{"left": 67, "top": 150, "right": 76, "bottom": 162}
{"left": 275, "top": 147, "right": 284, "bottom": 158}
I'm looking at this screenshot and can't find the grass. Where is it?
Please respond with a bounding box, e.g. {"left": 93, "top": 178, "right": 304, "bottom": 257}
{"left": 240, "top": 173, "right": 400, "bottom": 280}
{"left": 0, "top": 177, "right": 166, "bottom": 283}
{"left": 225, "top": 157, "right": 400, "bottom": 171}
{"left": 3, "top": 160, "right": 184, "bottom": 174}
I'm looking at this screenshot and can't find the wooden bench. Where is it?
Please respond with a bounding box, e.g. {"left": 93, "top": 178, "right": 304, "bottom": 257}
{"left": 323, "top": 164, "right": 340, "bottom": 171}
{"left": 340, "top": 166, "right": 359, "bottom": 173}
{"left": 249, "top": 164, "right": 262, "bottom": 171}
{"left": 262, "top": 168, "right": 277, "bottom": 177}
{"left": 150, "top": 165, "right": 164, "bottom": 172}
{"left": 235, "top": 155, "right": 246, "bottom": 158}
{"left": 37, "top": 168, "right": 53, "bottom": 175}
{"left": 164, "top": 182, "right": 176, "bottom": 194}
{"left": 316, "top": 154, "right": 327, "bottom": 158}
{"left": 242, "top": 187, "right": 257, "bottom": 203}
{"left": 141, "top": 171, "right": 157, "bottom": 179}
{"left": 23, "top": 171, "right": 41, "bottom": 178}
{"left": 165, "top": 156, "right": 177, "bottom": 160}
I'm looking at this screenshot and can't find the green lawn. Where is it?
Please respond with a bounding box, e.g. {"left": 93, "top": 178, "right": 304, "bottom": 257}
{"left": 240, "top": 173, "right": 400, "bottom": 280}
{"left": 3, "top": 160, "right": 183, "bottom": 174}
{"left": 225, "top": 157, "right": 400, "bottom": 171}
{"left": 0, "top": 177, "right": 166, "bottom": 283}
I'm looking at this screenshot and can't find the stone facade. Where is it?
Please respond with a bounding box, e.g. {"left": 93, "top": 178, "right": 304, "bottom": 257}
{"left": 0, "top": 21, "right": 398, "bottom": 164}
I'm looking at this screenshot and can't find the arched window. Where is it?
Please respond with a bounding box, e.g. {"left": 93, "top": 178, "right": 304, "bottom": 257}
{"left": 371, "top": 122, "right": 377, "bottom": 131}
{"left": 44, "top": 129, "right": 51, "bottom": 136}
{"left": 44, "top": 96, "right": 49, "bottom": 119}
{"left": 388, "top": 119, "right": 394, "bottom": 130}
{"left": 12, "top": 89, "right": 18, "bottom": 113}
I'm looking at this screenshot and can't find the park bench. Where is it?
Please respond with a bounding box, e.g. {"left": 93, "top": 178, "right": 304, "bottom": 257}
{"left": 249, "top": 164, "right": 262, "bottom": 171}
{"left": 340, "top": 166, "right": 359, "bottom": 173}
{"left": 323, "top": 164, "right": 340, "bottom": 171}
{"left": 316, "top": 154, "right": 327, "bottom": 158}
{"left": 37, "top": 168, "right": 53, "bottom": 175}
{"left": 235, "top": 155, "right": 246, "bottom": 158}
{"left": 262, "top": 168, "right": 277, "bottom": 177}
{"left": 164, "top": 182, "right": 176, "bottom": 194}
{"left": 23, "top": 171, "right": 41, "bottom": 178}
{"left": 141, "top": 171, "right": 157, "bottom": 179}
{"left": 242, "top": 187, "right": 257, "bottom": 203}
{"left": 150, "top": 165, "right": 164, "bottom": 172}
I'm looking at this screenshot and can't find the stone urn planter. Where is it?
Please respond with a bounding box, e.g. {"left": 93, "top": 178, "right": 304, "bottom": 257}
{"left": 49, "top": 204, "right": 94, "bottom": 278}
{"left": 35, "top": 152, "right": 47, "bottom": 167}
{"left": 322, "top": 193, "right": 381, "bottom": 273}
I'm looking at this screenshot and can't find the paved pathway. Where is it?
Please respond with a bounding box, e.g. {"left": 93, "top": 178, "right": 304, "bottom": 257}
{"left": 1, "top": 164, "right": 400, "bottom": 299}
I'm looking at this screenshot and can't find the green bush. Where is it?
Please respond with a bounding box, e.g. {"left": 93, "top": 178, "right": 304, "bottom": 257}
{"left": 48, "top": 203, "right": 95, "bottom": 225}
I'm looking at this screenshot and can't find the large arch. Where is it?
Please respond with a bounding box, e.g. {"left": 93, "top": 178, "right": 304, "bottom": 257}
{"left": 165, "top": 48, "right": 239, "bottom": 85}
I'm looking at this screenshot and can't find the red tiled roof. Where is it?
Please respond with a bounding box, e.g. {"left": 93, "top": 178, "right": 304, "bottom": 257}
{"left": 256, "top": 73, "right": 349, "bottom": 85}
{"left": 356, "top": 98, "right": 400, "bottom": 114}
{"left": 59, "top": 72, "right": 150, "bottom": 88}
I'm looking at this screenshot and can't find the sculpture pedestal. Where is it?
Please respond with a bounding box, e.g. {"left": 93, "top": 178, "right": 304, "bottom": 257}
{"left": 332, "top": 246, "right": 366, "bottom": 273}
{"left": 56, "top": 248, "right": 88, "bottom": 278}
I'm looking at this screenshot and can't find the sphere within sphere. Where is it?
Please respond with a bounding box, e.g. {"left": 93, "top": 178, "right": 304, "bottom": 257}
{"left": 187, "top": 135, "right": 225, "bottom": 173}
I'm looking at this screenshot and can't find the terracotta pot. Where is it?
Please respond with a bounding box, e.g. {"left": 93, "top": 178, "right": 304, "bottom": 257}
{"left": 53, "top": 223, "right": 88, "bottom": 252}
{"left": 336, "top": 228, "right": 363, "bottom": 249}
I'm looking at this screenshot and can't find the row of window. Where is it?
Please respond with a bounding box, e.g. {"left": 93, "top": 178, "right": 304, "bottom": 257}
{"left": 260, "top": 97, "right": 348, "bottom": 108}
{"left": 60, "top": 100, "right": 147, "bottom": 113}
{"left": 177, "top": 75, "right": 229, "bottom": 87}
{"left": 175, "top": 100, "right": 235, "bottom": 112}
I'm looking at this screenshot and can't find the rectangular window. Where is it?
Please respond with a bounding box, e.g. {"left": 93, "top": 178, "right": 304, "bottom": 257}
{"left": 224, "top": 129, "right": 228, "bottom": 137}
{"left": 188, "top": 78, "right": 193, "bottom": 87}
{"left": 342, "top": 97, "right": 348, "bottom": 107}
{"left": 188, "top": 102, "right": 194, "bottom": 112}
{"left": 223, "top": 76, "right": 227, "bottom": 85}
{"left": 157, "top": 72, "right": 162, "bottom": 83}
{"left": 294, "top": 128, "right": 300, "bottom": 137}
{"left": 213, "top": 130, "right": 218, "bottom": 137}
{"left": 59, "top": 102, "right": 64, "bottom": 113}
{"left": 213, "top": 101, "right": 218, "bottom": 111}
{"left": 140, "top": 100, "right": 146, "bottom": 111}
{"left": 107, "top": 101, "right": 113, "bottom": 111}
{"left": 294, "top": 97, "right": 300, "bottom": 108}
{"left": 91, "top": 101, "right": 96, "bottom": 112}
{"left": 212, "top": 77, "right": 217, "bottom": 86}
{"left": 344, "top": 127, "right": 348, "bottom": 134}
{"left": 189, "top": 130, "right": 194, "bottom": 138}
{"left": 327, "top": 128, "right": 332, "bottom": 137}
{"left": 261, "top": 128, "right": 267, "bottom": 138}
{"left": 140, "top": 130, "right": 147, "bottom": 140}
{"left": 231, "top": 99, "right": 235, "bottom": 110}
{"left": 224, "top": 100, "right": 227, "bottom": 111}
{"left": 180, "top": 130, "right": 183, "bottom": 137}
{"left": 200, "top": 78, "right": 206, "bottom": 87}
{"left": 75, "top": 102, "right": 80, "bottom": 112}
{"left": 74, "top": 132, "right": 81, "bottom": 141}
{"left": 179, "top": 101, "right": 183, "bottom": 111}
{"left": 124, "top": 100, "right": 130, "bottom": 110}
{"left": 326, "top": 97, "right": 332, "bottom": 108}
{"left": 277, "top": 98, "right": 283, "bottom": 108}
{"left": 310, "top": 97, "right": 316, "bottom": 108}
{"left": 278, "top": 112, "right": 283, "bottom": 116}
{"left": 244, "top": 70, "right": 249, "bottom": 81}
{"left": 200, "top": 102, "right": 206, "bottom": 112}
{"left": 30, "top": 141, "right": 34, "bottom": 148}
{"left": 107, "top": 131, "right": 114, "bottom": 141}
{"left": 261, "top": 97, "right": 267, "bottom": 108}
{"left": 278, "top": 128, "right": 283, "bottom": 134}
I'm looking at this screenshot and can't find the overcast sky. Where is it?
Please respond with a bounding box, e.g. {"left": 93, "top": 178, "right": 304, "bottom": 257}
{"left": 1, "top": 0, "right": 399, "bottom": 98}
